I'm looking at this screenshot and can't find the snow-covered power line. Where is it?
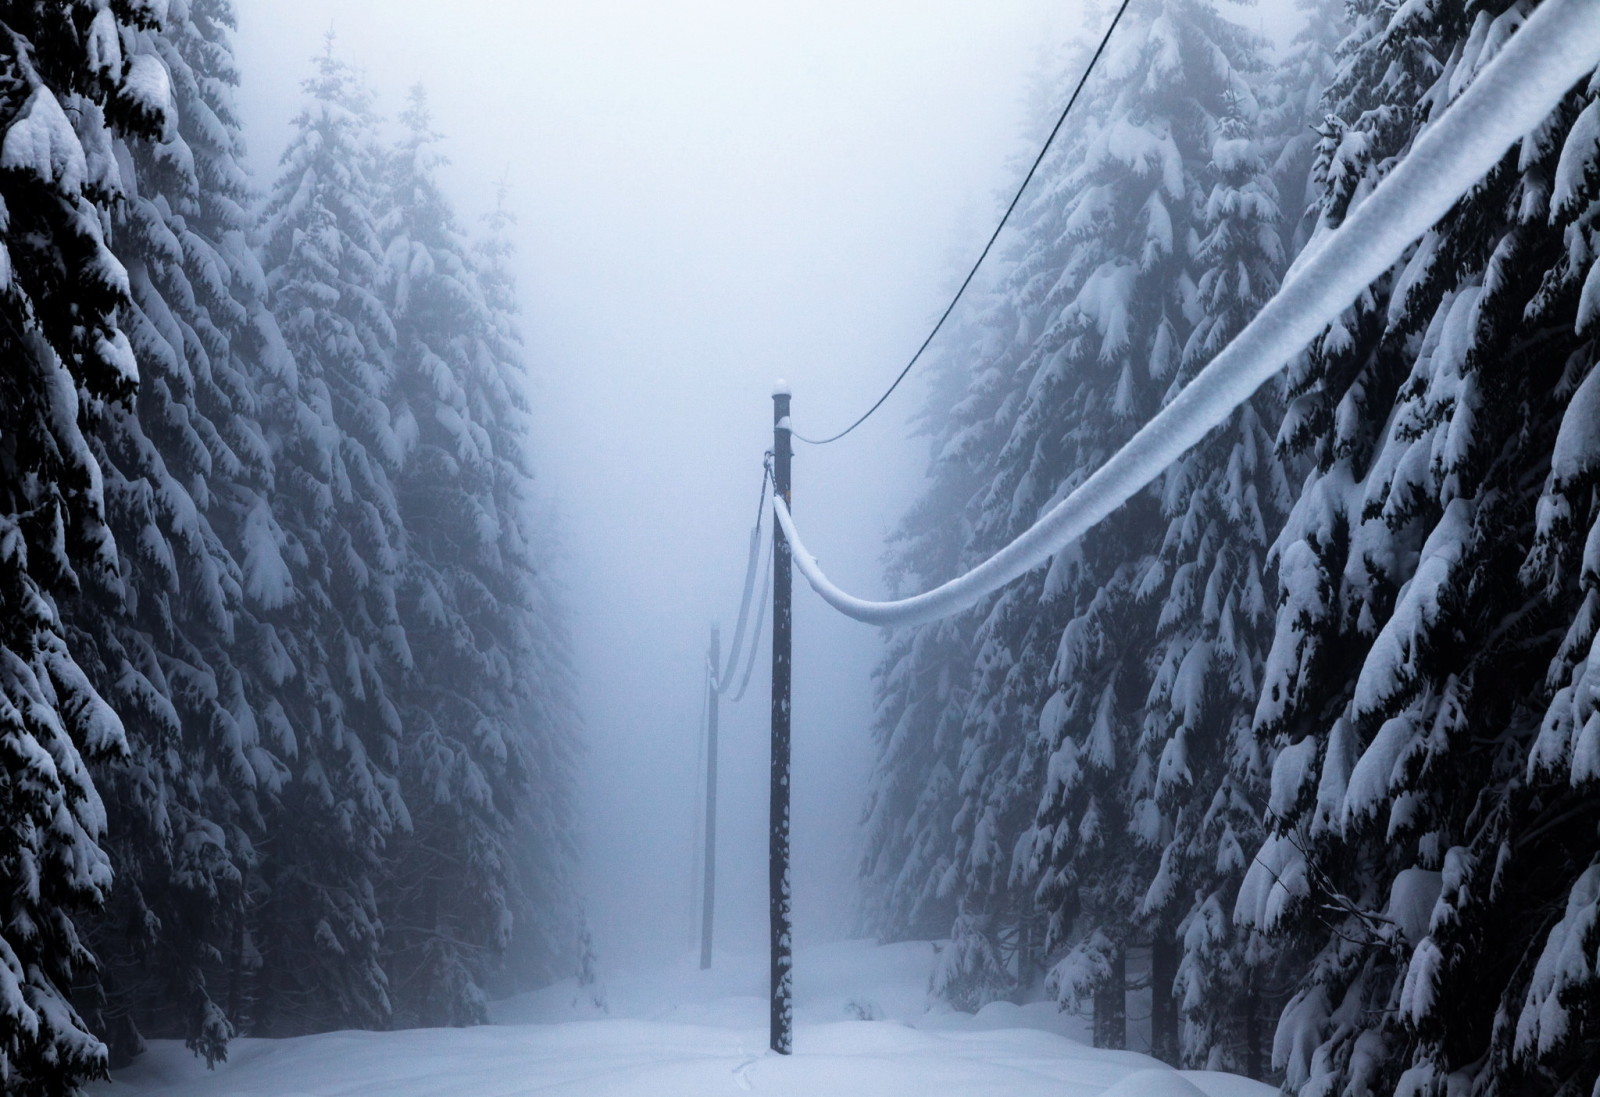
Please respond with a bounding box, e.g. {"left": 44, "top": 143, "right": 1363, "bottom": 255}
{"left": 728, "top": 549, "right": 771, "bottom": 704}
{"left": 697, "top": 468, "right": 773, "bottom": 971}
{"left": 712, "top": 470, "right": 770, "bottom": 692}
{"left": 776, "top": 0, "right": 1600, "bottom": 628}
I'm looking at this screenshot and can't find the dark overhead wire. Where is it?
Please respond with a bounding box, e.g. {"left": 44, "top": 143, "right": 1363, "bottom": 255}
{"left": 792, "top": 0, "right": 1136, "bottom": 447}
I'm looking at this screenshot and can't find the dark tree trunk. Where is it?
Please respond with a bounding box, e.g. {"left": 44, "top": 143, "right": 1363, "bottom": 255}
{"left": 1151, "top": 930, "right": 1179, "bottom": 1064}
{"left": 1093, "top": 943, "right": 1127, "bottom": 1050}
{"left": 1243, "top": 968, "right": 1262, "bottom": 1080}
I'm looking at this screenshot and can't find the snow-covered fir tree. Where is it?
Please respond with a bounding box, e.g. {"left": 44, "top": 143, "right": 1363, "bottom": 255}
{"left": 859, "top": 288, "right": 1017, "bottom": 952}
{"left": 467, "top": 193, "right": 582, "bottom": 998}
{"left": 253, "top": 40, "right": 409, "bottom": 1035}
{"left": 1514, "top": 64, "right": 1600, "bottom": 1094}
{"left": 375, "top": 89, "right": 577, "bottom": 1026}
{"left": 0, "top": 2, "right": 579, "bottom": 1079}
{"left": 62, "top": 0, "right": 293, "bottom": 1067}
{"left": 1137, "top": 93, "right": 1293, "bottom": 1073}
{"left": 0, "top": 1, "right": 168, "bottom": 1091}
{"left": 572, "top": 914, "right": 607, "bottom": 1014}
{"left": 864, "top": 4, "right": 1306, "bottom": 1062}
{"left": 1235, "top": 3, "right": 1600, "bottom": 1094}
{"left": 980, "top": 0, "right": 1275, "bottom": 1055}
{"left": 1268, "top": 0, "right": 1347, "bottom": 260}
{"left": 865, "top": 6, "right": 1289, "bottom": 1053}
{"left": 860, "top": 38, "right": 1112, "bottom": 1002}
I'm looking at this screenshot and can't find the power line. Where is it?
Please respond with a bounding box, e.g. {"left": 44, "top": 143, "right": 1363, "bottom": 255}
{"left": 792, "top": 0, "right": 1136, "bottom": 447}
{"left": 772, "top": 0, "right": 1600, "bottom": 625}
{"left": 714, "top": 464, "right": 771, "bottom": 691}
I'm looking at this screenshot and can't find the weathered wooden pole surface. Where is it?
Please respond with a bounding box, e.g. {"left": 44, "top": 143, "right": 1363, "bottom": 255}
{"left": 769, "top": 385, "right": 793, "bottom": 1055}
{"left": 699, "top": 626, "right": 719, "bottom": 971}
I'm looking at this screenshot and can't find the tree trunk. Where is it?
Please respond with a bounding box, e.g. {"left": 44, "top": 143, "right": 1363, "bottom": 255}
{"left": 1151, "top": 930, "right": 1179, "bottom": 1064}
{"left": 1093, "top": 943, "right": 1127, "bottom": 1049}
{"left": 1243, "top": 967, "right": 1262, "bottom": 1080}
{"left": 227, "top": 870, "right": 247, "bottom": 1032}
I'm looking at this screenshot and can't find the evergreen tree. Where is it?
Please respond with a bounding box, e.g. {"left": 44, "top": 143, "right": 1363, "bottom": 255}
{"left": 1139, "top": 95, "right": 1292, "bottom": 1073}
{"left": 469, "top": 191, "right": 581, "bottom": 995}
{"left": 1235, "top": 3, "right": 1600, "bottom": 1093}
{"left": 571, "top": 914, "right": 607, "bottom": 1014}
{"left": 865, "top": 5, "right": 1287, "bottom": 1049}
{"left": 1269, "top": 0, "right": 1347, "bottom": 260}
{"left": 253, "top": 40, "right": 408, "bottom": 1035}
{"left": 994, "top": 0, "right": 1272, "bottom": 1053}
{"left": 859, "top": 296, "right": 1016, "bottom": 950}
{"left": 63, "top": 0, "right": 292, "bottom": 1066}
{"left": 0, "top": 1, "right": 166, "bottom": 1090}
{"left": 1511, "top": 72, "right": 1600, "bottom": 1092}
{"left": 375, "top": 90, "right": 577, "bottom": 1026}
{"left": 860, "top": 37, "right": 1104, "bottom": 994}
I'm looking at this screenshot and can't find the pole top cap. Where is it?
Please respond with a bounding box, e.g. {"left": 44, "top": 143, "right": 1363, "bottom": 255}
{"left": 772, "top": 379, "right": 791, "bottom": 398}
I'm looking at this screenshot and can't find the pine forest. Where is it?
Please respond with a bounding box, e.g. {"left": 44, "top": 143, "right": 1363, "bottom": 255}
{"left": 0, "top": 5, "right": 575, "bottom": 1092}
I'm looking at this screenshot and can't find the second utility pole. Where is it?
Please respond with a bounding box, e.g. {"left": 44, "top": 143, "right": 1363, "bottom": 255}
{"left": 699, "top": 625, "right": 719, "bottom": 971}
{"left": 769, "top": 384, "right": 793, "bottom": 1054}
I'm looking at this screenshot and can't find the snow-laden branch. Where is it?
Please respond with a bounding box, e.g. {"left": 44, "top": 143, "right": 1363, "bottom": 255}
{"left": 777, "top": 0, "right": 1600, "bottom": 629}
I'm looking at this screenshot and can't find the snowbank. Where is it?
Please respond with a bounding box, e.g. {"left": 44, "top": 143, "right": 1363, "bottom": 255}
{"left": 94, "top": 940, "right": 1273, "bottom": 1097}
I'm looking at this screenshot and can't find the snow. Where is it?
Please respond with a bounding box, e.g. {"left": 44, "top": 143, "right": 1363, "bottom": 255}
{"left": 1513, "top": 863, "right": 1600, "bottom": 1058}
{"left": 727, "top": 548, "right": 771, "bottom": 702}
{"left": 1268, "top": 736, "right": 1316, "bottom": 818}
{"left": 775, "top": 0, "right": 1600, "bottom": 628}
{"left": 1, "top": 88, "right": 88, "bottom": 194}
{"left": 1551, "top": 363, "right": 1600, "bottom": 484}
{"left": 123, "top": 53, "right": 173, "bottom": 124}
{"left": 91, "top": 941, "right": 1273, "bottom": 1097}
{"left": 715, "top": 516, "right": 767, "bottom": 695}
{"left": 1551, "top": 97, "right": 1600, "bottom": 217}
{"left": 1349, "top": 499, "right": 1472, "bottom": 725}
{"left": 1385, "top": 868, "right": 1443, "bottom": 947}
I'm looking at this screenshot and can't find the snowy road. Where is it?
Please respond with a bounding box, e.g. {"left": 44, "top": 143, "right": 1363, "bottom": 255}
{"left": 91, "top": 943, "right": 1273, "bottom": 1097}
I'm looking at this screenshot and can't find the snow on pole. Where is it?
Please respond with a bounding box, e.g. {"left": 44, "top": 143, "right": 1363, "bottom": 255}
{"left": 777, "top": 0, "right": 1600, "bottom": 629}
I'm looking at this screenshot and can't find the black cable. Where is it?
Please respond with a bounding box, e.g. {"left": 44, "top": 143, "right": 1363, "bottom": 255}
{"left": 793, "top": 0, "right": 1136, "bottom": 446}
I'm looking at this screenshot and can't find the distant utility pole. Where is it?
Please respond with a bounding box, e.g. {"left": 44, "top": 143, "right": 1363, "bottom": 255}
{"left": 769, "top": 384, "right": 794, "bottom": 1055}
{"left": 699, "top": 625, "right": 719, "bottom": 971}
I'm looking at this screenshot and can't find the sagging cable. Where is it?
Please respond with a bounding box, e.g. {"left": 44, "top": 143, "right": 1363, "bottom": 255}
{"left": 774, "top": 0, "right": 1600, "bottom": 627}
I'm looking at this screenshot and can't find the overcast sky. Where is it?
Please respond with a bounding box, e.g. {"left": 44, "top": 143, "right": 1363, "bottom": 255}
{"left": 232, "top": 0, "right": 1107, "bottom": 969}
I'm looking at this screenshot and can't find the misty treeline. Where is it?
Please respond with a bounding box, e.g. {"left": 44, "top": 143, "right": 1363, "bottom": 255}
{"left": 861, "top": 0, "right": 1600, "bottom": 1094}
{"left": 0, "top": 3, "right": 577, "bottom": 1093}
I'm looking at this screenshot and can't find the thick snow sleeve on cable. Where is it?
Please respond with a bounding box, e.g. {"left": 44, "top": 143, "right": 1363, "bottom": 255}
{"left": 715, "top": 518, "right": 765, "bottom": 693}
{"left": 777, "top": 0, "right": 1600, "bottom": 629}
{"left": 728, "top": 548, "right": 771, "bottom": 703}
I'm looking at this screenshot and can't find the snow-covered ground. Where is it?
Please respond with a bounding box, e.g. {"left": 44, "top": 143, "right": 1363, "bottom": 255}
{"left": 91, "top": 941, "right": 1272, "bottom": 1097}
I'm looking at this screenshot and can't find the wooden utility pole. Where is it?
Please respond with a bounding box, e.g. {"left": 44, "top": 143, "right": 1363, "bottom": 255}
{"left": 769, "top": 384, "right": 794, "bottom": 1054}
{"left": 699, "top": 625, "right": 720, "bottom": 971}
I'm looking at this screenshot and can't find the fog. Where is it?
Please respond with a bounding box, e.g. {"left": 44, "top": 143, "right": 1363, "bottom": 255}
{"left": 234, "top": 0, "right": 1083, "bottom": 970}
